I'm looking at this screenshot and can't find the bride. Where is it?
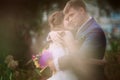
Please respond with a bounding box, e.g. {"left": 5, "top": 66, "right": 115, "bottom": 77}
{"left": 46, "top": 11, "right": 78, "bottom": 80}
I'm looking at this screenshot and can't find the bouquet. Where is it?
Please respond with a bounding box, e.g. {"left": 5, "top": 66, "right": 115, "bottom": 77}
{"left": 32, "top": 49, "right": 53, "bottom": 69}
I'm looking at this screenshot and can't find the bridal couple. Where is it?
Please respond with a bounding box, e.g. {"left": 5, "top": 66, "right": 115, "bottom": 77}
{"left": 45, "top": 0, "right": 106, "bottom": 80}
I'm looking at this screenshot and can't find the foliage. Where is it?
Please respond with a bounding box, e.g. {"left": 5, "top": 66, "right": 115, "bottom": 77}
{"left": 104, "top": 38, "right": 120, "bottom": 80}
{"left": 0, "top": 63, "right": 13, "bottom": 80}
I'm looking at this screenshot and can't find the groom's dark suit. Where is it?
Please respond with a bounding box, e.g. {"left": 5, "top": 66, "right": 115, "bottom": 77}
{"left": 59, "top": 18, "right": 106, "bottom": 80}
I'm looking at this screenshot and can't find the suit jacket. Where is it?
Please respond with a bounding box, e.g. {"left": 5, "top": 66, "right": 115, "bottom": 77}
{"left": 59, "top": 18, "right": 106, "bottom": 80}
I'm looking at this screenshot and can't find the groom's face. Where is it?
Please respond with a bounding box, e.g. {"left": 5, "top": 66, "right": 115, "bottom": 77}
{"left": 63, "top": 7, "right": 83, "bottom": 31}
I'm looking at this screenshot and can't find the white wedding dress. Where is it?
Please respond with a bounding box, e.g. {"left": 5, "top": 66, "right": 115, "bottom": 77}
{"left": 47, "top": 31, "right": 78, "bottom": 80}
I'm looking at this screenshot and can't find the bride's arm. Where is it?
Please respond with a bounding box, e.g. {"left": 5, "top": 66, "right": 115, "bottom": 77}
{"left": 63, "top": 31, "right": 79, "bottom": 53}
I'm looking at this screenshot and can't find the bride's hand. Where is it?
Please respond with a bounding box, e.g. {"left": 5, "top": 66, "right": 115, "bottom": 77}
{"left": 49, "top": 31, "right": 64, "bottom": 44}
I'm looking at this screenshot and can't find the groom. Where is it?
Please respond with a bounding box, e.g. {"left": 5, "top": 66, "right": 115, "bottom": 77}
{"left": 49, "top": 0, "right": 106, "bottom": 80}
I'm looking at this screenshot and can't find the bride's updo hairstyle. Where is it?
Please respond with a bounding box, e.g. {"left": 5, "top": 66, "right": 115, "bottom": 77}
{"left": 48, "top": 11, "right": 64, "bottom": 30}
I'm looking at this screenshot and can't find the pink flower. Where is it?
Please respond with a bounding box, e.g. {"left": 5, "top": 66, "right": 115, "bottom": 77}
{"left": 39, "top": 50, "right": 53, "bottom": 68}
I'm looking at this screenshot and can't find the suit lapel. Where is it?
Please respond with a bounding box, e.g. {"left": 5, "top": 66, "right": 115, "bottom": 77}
{"left": 75, "top": 18, "right": 95, "bottom": 40}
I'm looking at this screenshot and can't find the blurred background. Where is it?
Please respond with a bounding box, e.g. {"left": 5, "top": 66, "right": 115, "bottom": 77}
{"left": 0, "top": 0, "right": 120, "bottom": 80}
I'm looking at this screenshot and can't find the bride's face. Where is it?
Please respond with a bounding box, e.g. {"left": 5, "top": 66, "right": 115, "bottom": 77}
{"left": 63, "top": 15, "right": 76, "bottom": 31}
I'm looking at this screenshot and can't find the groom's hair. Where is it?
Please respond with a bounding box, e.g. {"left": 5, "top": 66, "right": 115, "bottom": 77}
{"left": 48, "top": 11, "right": 64, "bottom": 30}
{"left": 64, "top": 0, "right": 86, "bottom": 13}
